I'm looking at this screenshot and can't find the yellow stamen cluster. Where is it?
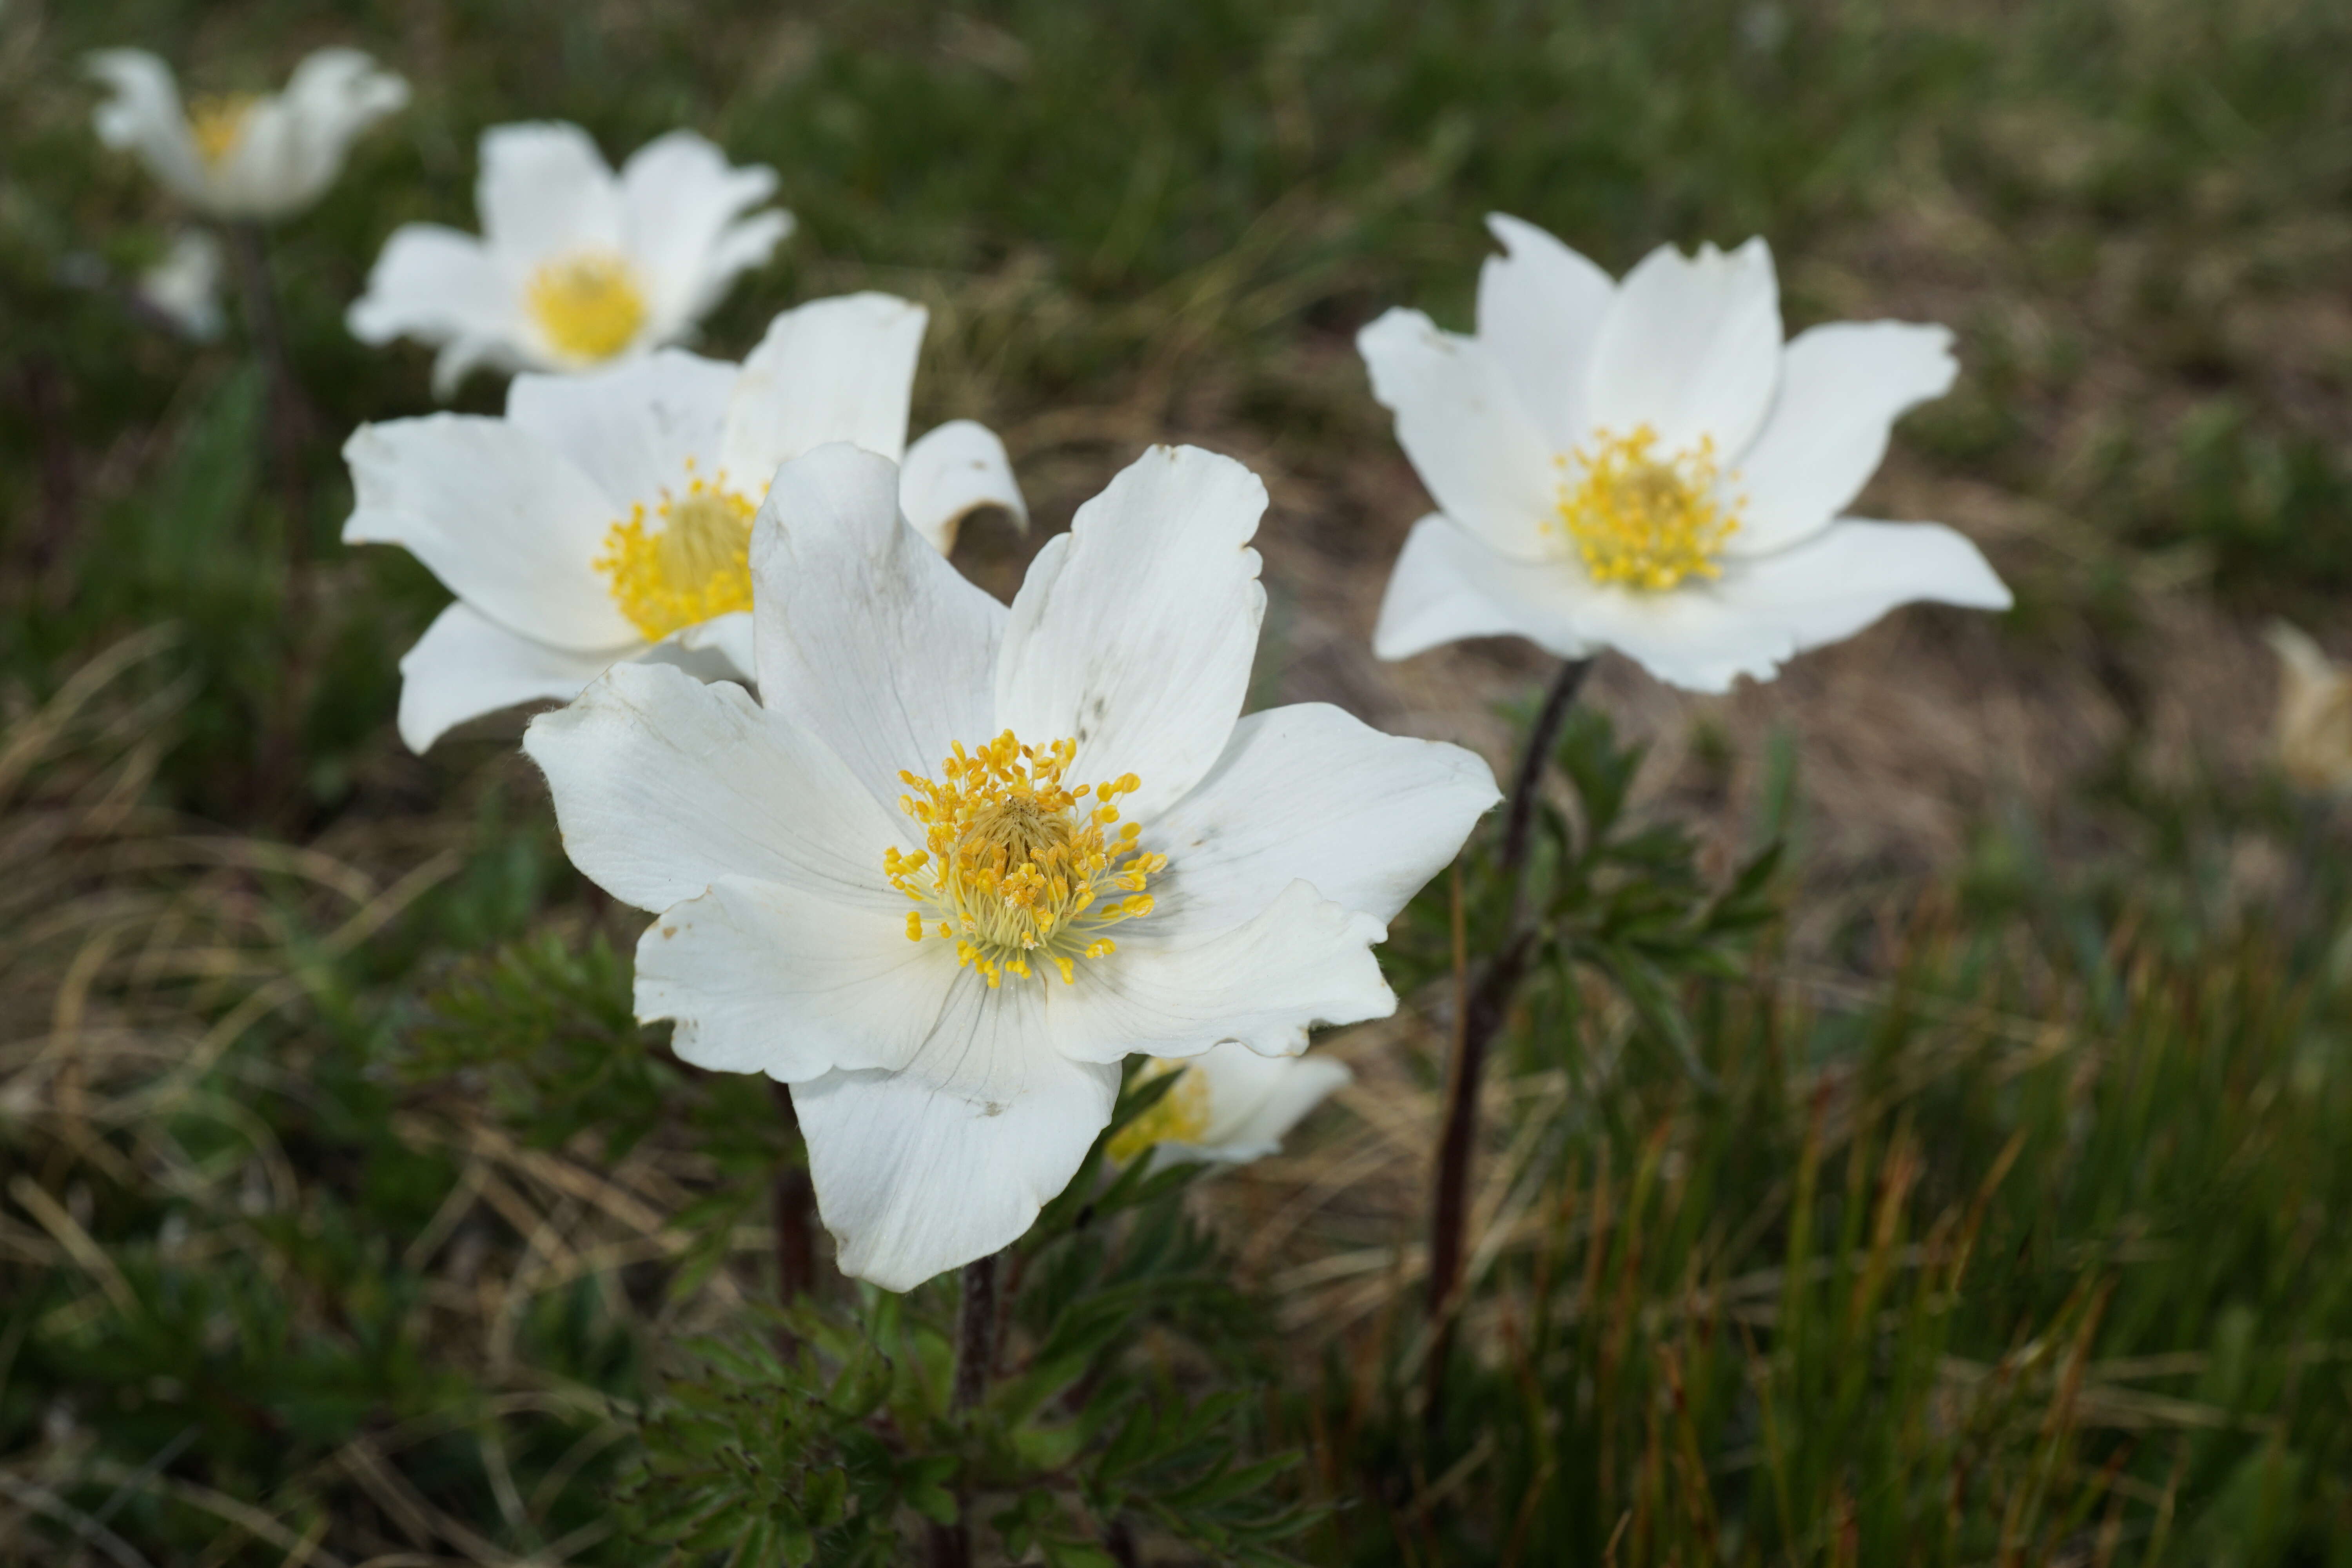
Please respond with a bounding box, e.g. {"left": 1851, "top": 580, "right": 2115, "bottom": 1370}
{"left": 1105, "top": 1060, "right": 1212, "bottom": 1163}
{"left": 1550, "top": 424, "right": 1742, "bottom": 592}
{"left": 884, "top": 732, "right": 1167, "bottom": 988}
{"left": 593, "top": 468, "right": 758, "bottom": 641}
{"left": 187, "top": 94, "right": 260, "bottom": 167}
{"left": 526, "top": 251, "right": 647, "bottom": 363}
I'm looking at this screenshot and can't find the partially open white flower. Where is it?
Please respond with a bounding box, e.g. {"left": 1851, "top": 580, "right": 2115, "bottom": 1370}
{"left": 343, "top": 292, "right": 1023, "bottom": 753}
{"left": 1107, "top": 1042, "right": 1352, "bottom": 1169}
{"left": 137, "top": 229, "right": 225, "bottom": 341}
{"left": 348, "top": 122, "right": 791, "bottom": 396}
{"left": 1364, "top": 215, "right": 2011, "bottom": 691}
{"left": 524, "top": 441, "right": 1499, "bottom": 1290}
{"left": 87, "top": 48, "right": 408, "bottom": 223}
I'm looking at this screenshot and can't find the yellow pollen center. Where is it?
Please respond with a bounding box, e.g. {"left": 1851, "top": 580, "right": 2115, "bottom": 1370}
{"left": 526, "top": 251, "right": 648, "bottom": 363}
{"left": 1550, "top": 424, "right": 1742, "bottom": 592}
{"left": 1105, "top": 1060, "right": 1213, "bottom": 1163}
{"left": 593, "top": 469, "right": 757, "bottom": 641}
{"left": 885, "top": 732, "right": 1168, "bottom": 988}
{"left": 187, "top": 94, "right": 260, "bottom": 167}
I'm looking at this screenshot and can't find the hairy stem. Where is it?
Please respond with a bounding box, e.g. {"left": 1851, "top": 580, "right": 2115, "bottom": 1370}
{"left": 927, "top": 1252, "right": 1002, "bottom": 1568}
{"left": 1424, "top": 656, "right": 1590, "bottom": 1426}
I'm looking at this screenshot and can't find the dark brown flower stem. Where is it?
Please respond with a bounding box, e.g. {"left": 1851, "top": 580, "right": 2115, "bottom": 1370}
{"left": 927, "top": 1250, "right": 1002, "bottom": 1568}
{"left": 227, "top": 220, "right": 317, "bottom": 819}
{"left": 1423, "top": 655, "right": 1591, "bottom": 1428}
{"left": 225, "top": 221, "right": 310, "bottom": 554}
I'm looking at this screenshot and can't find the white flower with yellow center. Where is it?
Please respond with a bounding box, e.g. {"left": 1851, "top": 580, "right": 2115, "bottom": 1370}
{"left": 347, "top": 122, "right": 791, "bottom": 396}
{"left": 1363, "top": 216, "right": 2012, "bottom": 691}
{"left": 342, "top": 292, "right": 1024, "bottom": 753}
{"left": 1106, "top": 1042, "right": 1352, "bottom": 1169}
{"left": 523, "top": 442, "right": 1499, "bottom": 1290}
{"left": 86, "top": 48, "right": 408, "bottom": 223}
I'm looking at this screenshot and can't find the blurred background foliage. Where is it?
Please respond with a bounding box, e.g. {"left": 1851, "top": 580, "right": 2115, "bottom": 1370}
{"left": 5, "top": 0, "right": 2352, "bottom": 1562}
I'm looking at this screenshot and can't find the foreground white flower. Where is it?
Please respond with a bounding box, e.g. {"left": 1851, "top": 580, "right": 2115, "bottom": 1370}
{"left": 343, "top": 292, "right": 1023, "bottom": 753}
{"left": 1107, "top": 1042, "right": 1352, "bottom": 1168}
{"left": 138, "top": 230, "right": 225, "bottom": 341}
{"left": 524, "top": 441, "right": 1499, "bottom": 1289}
{"left": 87, "top": 48, "right": 408, "bottom": 223}
{"left": 348, "top": 122, "right": 791, "bottom": 395}
{"left": 1363, "top": 215, "right": 2011, "bottom": 691}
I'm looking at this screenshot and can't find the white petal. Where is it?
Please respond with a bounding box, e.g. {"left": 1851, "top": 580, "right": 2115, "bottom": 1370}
{"left": 1726, "top": 322, "right": 1958, "bottom": 556}
{"left": 750, "top": 444, "right": 1006, "bottom": 816}
{"left": 794, "top": 978, "right": 1120, "bottom": 1290}
{"left": 1049, "top": 882, "right": 1394, "bottom": 1064}
{"left": 646, "top": 612, "right": 756, "bottom": 686}
{"left": 477, "top": 122, "right": 623, "bottom": 260}
{"left": 1373, "top": 513, "right": 1597, "bottom": 663}
{"left": 341, "top": 414, "right": 638, "bottom": 651}
{"left": 1147, "top": 702, "right": 1498, "bottom": 935}
{"left": 521, "top": 659, "right": 906, "bottom": 913}
{"left": 1357, "top": 308, "right": 1558, "bottom": 560}
{"left": 1567, "top": 519, "right": 2011, "bottom": 692}
{"left": 503, "top": 350, "right": 735, "bottom": 510}
{"left": 898, "top": 419, "right": 1028, "bottom": 553}
{"left": 137, "top": 230, "right": 225, "bottom": 342}
{"left": 617, "top": 131, "right": 790, "bottom": 339}
{"left": 1476, "top": 213, "right": 1615, "bottom": 450}
{"left": 1585, "top": 238, "right": 1782, "bottom": 457}
{"left": 85, "top": 51, "right": 207, "bottom": 208}
{"left": 395, "top": 601, "right": 619, "bottom": 753}
{"left": 1156, "top": 1042, "right": 1352, "bottom": 1166}
{"left": 720, "top": 293, "right": 927, "bottom": 484}
{"left": 635, "top": 876, "right": 959, "bottom": 1080}
{"left": 347, "top": 224, "right": 524, "bottom": 387}
{"left": 995, "top": 445, "right": 1265, "bottom": 821}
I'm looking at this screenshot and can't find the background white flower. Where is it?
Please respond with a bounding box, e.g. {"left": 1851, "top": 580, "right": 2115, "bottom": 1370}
{"left": 1107, "top": 1042, "right": 1352, "bottom": 1168}
{"left": 136, "top": 229, "right": 225, "bottom": 341}
{"left": 523, "top": 441, "right": 1499, "bottom": 1290}
{"left": 87, "top": 48, "right": 408, "bottom": 223}
{"left": 348, "top": 122, "right": 791, "bottom": 396}
{"left": 1363, "top": 214, "right": 2012, "bottom": 692}
{"left": 343, "top": 292, "right": 1024, "bottom": 754}
{"left": 2267, "top": 622, "right": 2352, "bottom": 795}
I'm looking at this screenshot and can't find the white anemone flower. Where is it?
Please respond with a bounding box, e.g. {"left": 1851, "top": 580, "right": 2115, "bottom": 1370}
{"left": 86, "top": 48, "right": 408, "bottom": 223}
{"left": 1363, "top": 215, "right": 2012, "bottom": 692}
{"left": 347, "top": 122, "right": 792, "bottom": 396}
{"left": 137, "top": 229, "right": 226, "bottom": 342}
{"left": 1107, "top": 1042, "right": 1352, "bottom": 1169}
{"left": 523, "top": 441, "right": 1499, "bottom": 1290}
{"left": 343, "top": 291, "right": 1025, "bottom": 754}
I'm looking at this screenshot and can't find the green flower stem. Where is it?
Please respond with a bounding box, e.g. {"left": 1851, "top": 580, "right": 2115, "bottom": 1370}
{"left": 1424, "top": 655, "right": 1591, "bottom": 1427}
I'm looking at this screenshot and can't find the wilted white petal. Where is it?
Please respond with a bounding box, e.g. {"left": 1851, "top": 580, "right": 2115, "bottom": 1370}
{"left": 522, "top": 660, "right": 908, "bottom": 913}
{"left": 996, "top": 445, "right": 1265, "bottom": 821}
{"left": 394, "top": 601, "right": 621, "bottom": 753}
{"left": 1476, "top": 213, "right": 1615, "bottom": 450}
{"left": 720, "top": 293, "right": 927, "bottom": 483}
{"left": 1585, "top": 238, "right": 1782, "bottom": 457}
{"left": 793, "top": 981, "right": 1121, "bottom": 1291}
{"left": 750, "top": 444, "right": 1004, "bottom": 815}
{"left": 1148, "top": 702, "right": 1499, "bottom": 935}
{"left": 1357, "top": 308, "right": 1558, "bottom": 561}
{"left": 899, "top": 419, "right": 1027, "bottom": 554}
